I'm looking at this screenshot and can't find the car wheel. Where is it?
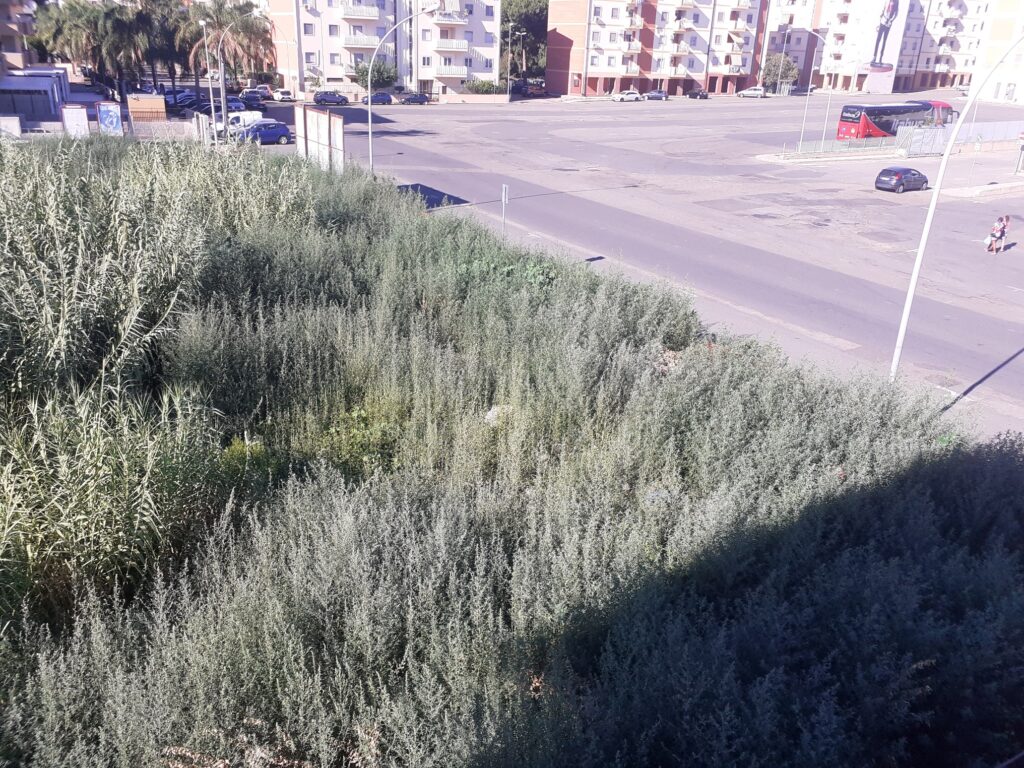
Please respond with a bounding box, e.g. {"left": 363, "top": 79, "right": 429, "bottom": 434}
{"left": 895, "top": 184, "right": 905, "bottom": 194}
{"left": 920, "top": 181, "right": 928, "bottom": 191}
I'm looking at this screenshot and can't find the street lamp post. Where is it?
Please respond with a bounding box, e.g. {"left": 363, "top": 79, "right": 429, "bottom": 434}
{"left": 200, "top": 20, "right": 218, "bottom": 146}
{"left": 797, "top": 28, "right": 828, "bottom": 152}
{"left": 506, "top": 23, "right": 515, "bottom": 99}
{"left": 368, "top": 3, "right": 440, "bottom": 174}
{"left": 889, "top": 31, "right": 1024, "bottom": 382}
{"left": 218, "top": 9, "right": 265, "bottom": 138}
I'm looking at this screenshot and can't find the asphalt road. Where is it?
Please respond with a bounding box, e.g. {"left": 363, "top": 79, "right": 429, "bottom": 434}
{"left": 272, "top": 92, "right": 1024, "bottom": 436}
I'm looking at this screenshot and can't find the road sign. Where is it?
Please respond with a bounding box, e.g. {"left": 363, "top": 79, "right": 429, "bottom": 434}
{"left": 501, "top": 183, "right": 509, "bottom": 237}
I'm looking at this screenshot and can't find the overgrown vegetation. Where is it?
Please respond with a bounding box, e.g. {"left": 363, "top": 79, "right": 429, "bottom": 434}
{"left": 1, "top": 138, "right": 1023, "bottom": 767}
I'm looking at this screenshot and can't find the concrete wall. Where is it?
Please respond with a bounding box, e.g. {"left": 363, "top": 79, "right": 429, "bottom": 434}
{"left": 436, "top": 92, "right": 510, "bottom": 103}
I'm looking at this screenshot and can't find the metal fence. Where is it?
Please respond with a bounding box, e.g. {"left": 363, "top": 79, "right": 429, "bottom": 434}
{"left": 781, "top": 135, "right": 899, "bottom": 157}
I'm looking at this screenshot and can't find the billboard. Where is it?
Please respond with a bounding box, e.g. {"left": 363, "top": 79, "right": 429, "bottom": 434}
{"left": 96, "top": 101, "right": 124, "bottom": 136}
{"left": 61, "top": 104, "right": 90, "bottom": 138}
{"left": 858, "top": 0, "right": 910, "bottom": 93}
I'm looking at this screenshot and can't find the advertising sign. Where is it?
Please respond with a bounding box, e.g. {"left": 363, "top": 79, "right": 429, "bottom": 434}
{"left": 61, "top": 104, "right": 90, "bottom": 138}
{"left": 96, "top": 101, "right": 124, "bottom": 136}
{"left": 858, "top": 0, "right": 910, "bottom": 93}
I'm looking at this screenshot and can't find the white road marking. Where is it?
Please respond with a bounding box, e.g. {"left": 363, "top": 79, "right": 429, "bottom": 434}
{"left": 935, "top": 385, "right": 977, "bottom": 404}
{"left": 1008, "top": 285, "right": 1024, "bottom": 293}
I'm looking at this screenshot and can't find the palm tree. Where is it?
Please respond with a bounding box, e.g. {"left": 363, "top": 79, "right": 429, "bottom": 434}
{"left": 36, "top": 0, "right": 105, "bottom": 79}
{"left": 98, "top": 3, "right": 147, "bottom": 100}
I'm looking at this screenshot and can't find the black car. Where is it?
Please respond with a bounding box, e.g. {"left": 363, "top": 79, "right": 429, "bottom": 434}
{"left": 241, "top": 97, "right": 267, "bottom": 112}
{"left": 314, "top": 91, "right": 350, "bottom": 106}
{"left": 686, "top": 88, "right": 709, "bottom": 99}
{"left": 874, "top": 167, "right": 929, "bottom": 194}
{"left": 401, "top": 92, "right": 430, "bottom": 104}
{"left": 644, "top": 89, "right": 668, "bottom": 101}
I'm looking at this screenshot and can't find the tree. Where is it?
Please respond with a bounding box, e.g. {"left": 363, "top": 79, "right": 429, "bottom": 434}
{"left": 501, "top": 0, "right": 547, "bottom": 79}
{"left": 761, "top": 52, "right": 800, "bottom": 93}
{"left": 354, "top": 60, "right": 398, "bottom": 91}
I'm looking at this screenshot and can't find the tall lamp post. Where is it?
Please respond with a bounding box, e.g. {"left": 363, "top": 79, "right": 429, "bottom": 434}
{"left": 218, "top": 9, "right": 266, "bottom": 136}
{"left": 889, "top": 31, "right": 1024, "bottom": 381}
{"left": 200, "top": 20, "right": 218, "bottom": 146}
{"left": 797, "top": 28, "right": 831, "bottom": 152}
{"left": 506, "top": 23, "right": 516, "bottom": 98}
{"left": 368, "top": 2, "right": 440, "bottom": 174}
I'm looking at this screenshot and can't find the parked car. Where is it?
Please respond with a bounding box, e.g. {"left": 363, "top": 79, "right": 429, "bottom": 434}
{"left": 170, "top": 95, "right": 203, "bottom": 110}
{"left": 522, "top": 83, "right": 547, "bottom": 97}
{"left": 236, "top": 119, "right": 292, "bottom": 145}
{"left": 874, "top": 167, "right": 929, "bottom": 194}
{"left": 737, "top": 86, "right": 767, "bottom": 98}
{"left": 611, "top": 90, "right": 642, "bottom": 102}
{"left": 239, "top": 88, "right": 264, "bottom": 102}
{"left": 256, "top": 84, "right": 274, "bottom": 99}
{"left": 313, "top": 90, "right": 350, "bottom": 105}
{"left": 401, "top": 92, "right": 430, "bottom": 104}
{"left": 164, "top": 89, "right": 194, "bottom": 106}
{"left": 686, "top": 88, "right": 710, "bottom": 99}
{"left": 361, "top": 91, "right": 392, "bottom": 105}
{"left": 509, "top": 79, "right": 527, "bottom": 95}
{"left": 273, "top": 89, "right": 295, "bottom": 102}
{"left": 240, "top": 95, "right": 267, "bottom": 112}
{"left": 214, "top": 110, "right": 265, "bottom": 136}
{"left": 643, "top": 89, "right": 669, "bottom": 101}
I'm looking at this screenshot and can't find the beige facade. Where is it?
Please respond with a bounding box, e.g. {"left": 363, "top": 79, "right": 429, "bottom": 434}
{"left": 268, "top": 0, "right": 501, "bottom": 98}
{"left": 0, "top": 0, "right": 36, "bottom": 75}
{"left": 967, "top": 0, "right": 1023, "bottom": 104}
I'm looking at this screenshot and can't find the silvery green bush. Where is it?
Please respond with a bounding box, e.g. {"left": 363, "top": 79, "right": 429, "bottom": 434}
{"left": 1, "top": 139, "right": 1022, "bottom": 768}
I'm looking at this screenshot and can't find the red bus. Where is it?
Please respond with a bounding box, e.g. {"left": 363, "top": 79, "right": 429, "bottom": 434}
{"left": 836, "top": 100, "right": 957, "bottom": 140}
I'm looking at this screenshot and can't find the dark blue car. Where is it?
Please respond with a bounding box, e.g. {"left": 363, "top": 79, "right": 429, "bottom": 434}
{"left": 237, "top": 120, "right": 291, "bottom": 145}
{"left": 400, "top": 92, "right": 430, "bottom": 104}
{"left": 361, "top": 91, "right": 392, "bottom": 105}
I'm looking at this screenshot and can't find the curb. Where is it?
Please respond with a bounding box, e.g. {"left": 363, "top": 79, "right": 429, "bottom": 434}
{"left": 942, "top": 181, "right": 1024, "bottom": 199}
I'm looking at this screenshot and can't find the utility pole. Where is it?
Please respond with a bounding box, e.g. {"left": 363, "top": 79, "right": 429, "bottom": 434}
{"left": 702, "top": 0, "right": 718, "bottom": 92}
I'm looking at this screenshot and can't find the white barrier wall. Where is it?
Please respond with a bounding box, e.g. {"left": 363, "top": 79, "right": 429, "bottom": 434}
{"left": 294, "top": 104, "right": 344, "bottom": 174}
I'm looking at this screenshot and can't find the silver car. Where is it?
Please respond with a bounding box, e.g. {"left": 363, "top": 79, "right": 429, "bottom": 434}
{"left": 611, "top": 90, "right": 642, "bottom": 102}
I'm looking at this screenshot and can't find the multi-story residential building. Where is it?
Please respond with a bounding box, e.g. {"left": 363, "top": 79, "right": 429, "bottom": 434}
{"left": 0, "top": 0, "right": 36, "bottom": 75}
{"left": 762, "top": 0, "right": 984, "bottom": 94}
{"left": 268, "top": 0, "right": 501, "bottom": 98}
{"left": 967, "top": 0, "right": 1022, "bottom": 104}
{"left": 547, "top": 0, "right": 768, "bottom": 97}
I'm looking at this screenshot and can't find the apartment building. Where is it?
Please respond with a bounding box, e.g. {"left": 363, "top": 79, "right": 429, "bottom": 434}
{"left": 268, "top": 0, "right": 501, "bottom": 98}
{"left": 0, "top": 0, "right": 36, "bottom": 76}
{"left": 759, "top": 0, "right": 824, "bottom": 91}
{"left": 968, "top": 0, "right": 1023, "bottom": 104}
{"left": 547, "top": 0, "right": 768, "bottom": 97}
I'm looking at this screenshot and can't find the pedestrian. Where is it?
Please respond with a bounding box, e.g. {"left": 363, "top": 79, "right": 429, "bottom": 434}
{"left": 997, "top": 214, "right": 1010, "bottom": 253}
{"left": 987, "top": 216, "right": 1004, "bottom": 253}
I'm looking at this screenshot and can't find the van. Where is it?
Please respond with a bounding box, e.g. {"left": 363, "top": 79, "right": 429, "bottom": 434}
{"left": 214, "top": 110, "right": 264, "bottom": 136}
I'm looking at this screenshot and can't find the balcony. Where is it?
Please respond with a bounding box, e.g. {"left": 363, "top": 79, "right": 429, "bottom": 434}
{"left": 728, "top": 64, "right": 742, "bottom": 73}
{"left": 437, "top": 64, "right": 469, "bottom": 77}
{"left": 340, "top": 5, "right": 380, "bottom": 18}
{"left": 626, "top": 40, "right": 641, "bottom": 51}
{"left": 344, "top": 35, "right": 381, "bottom": 47}
{"left": 624, "top": 62, "right": 640, "bottom": 74}
{"left": 677, "top": 0, "right": 695, "bottom": 7}
{"left": 434, "top": 11, "right": 469, "bottom": 25}
{"left": 934, "top": 62, "right": 951, "bottom": 73}
{"left": 674, "top": 18, "right": 695, "bottom": 31}
{"left": 435, "top": 38, "right": 468, "bottom": 50}
{"left": 625, "top": 15, "right": 643, "bottom": 28}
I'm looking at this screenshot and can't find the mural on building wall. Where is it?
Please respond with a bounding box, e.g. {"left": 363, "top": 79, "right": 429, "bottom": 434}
{"left": 859, "top": 0, "right": 910, "bottom": 92}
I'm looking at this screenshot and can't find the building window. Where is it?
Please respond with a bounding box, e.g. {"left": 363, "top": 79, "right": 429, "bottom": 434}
{"left": 746, "top": 13, "right": 753, "bottom": 23}
{"left": 464, "top": 3, "right": 473, "bottom": 14}
{"left": 607, "top": 56, "right": 615, "bottom": 65}
{"left": 485, "top": 5, "right": 494, "bottom": 16}
{"left": 304, "top": 52, "right": 316, "bottom": 63}
{"left": 465, "top": 30, "right": 474, "bottom": 41}
{"left": 609, "top": 32, "right": 617, "bottom": 43}
{"left": 443, "top": 56, "right": 453, "bottom": 65}
{"left": 422, "top": 56, "right": 431, "bottom": 66}
{"left": 330, "top": 53, "right": 340, "bottom": 64}
{"left": 714, "top": 34, "right": 721, "bottom": 44}
{"left": 422, "top": 29, "right": 432, "bottom": 41}
{"left": 593, "top": 6, "right": 601, "bottom": 17}
{"left": 688, "top": 57, "right": 695, "bottom": 68}
{"left": 329, "top": 24, "right": 339, "bottom": 36}
{"left": 354, "top": 53, "right": 364, "bottom": 63}
{"left": 692, "top": 11, "right": 698, "bottom": 21}
{"left": 484, "top": 58, "right": 492, "bottom": 68}
{"left": 653, "top": 57, "right": 662, "bottom": 71}
{"left": 485, "top": 32, "right": 494, "bottom": 44}
{"left": 377, "top": 0, "right": 385, "bottom": 7}
{"left": 611, "top": 7, "right": 619, "bottom": 18}
{"left": 590, "top": 55, "right": 598, "bottom": 65}
{"left": 591, "top": 31, "right": 600, "bottom": 42}
{"left": 690, "top": 35, "right": 697, "bottom": 46}
{"left": 464, "top": 57, "right": 473, "bottom": 67}
{"left": 303, "top": 23, "right": 314, "bottom": 35}
{"left": 376, "top": 26, "right": 386, "bottom": 37}
{"left": 327, "top": 0, "right": 337, "bottom": 7}
{"left": 660, "top": 11, "right": 667, "bottom": 22}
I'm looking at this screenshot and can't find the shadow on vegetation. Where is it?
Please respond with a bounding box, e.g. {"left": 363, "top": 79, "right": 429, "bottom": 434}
{"left": 397, "top": 183, "right": 470, "bottom": 209}
{"left": 469, "top": 437, "right": 1024, "bottom": 768}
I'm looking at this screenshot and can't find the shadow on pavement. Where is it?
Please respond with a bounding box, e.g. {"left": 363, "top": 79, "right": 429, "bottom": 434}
{"left": 397, "top": 183, "right": 469, "bottom": 209}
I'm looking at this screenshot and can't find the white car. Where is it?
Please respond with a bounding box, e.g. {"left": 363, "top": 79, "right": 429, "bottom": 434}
{"left": 273, "top": 89, "right": 295, "bottom": 102}
{"left": 737, "top": 86, "right": 768, "bottom": 98}
{"left": 611, "top": 90, "right": 642, "bottom": 102}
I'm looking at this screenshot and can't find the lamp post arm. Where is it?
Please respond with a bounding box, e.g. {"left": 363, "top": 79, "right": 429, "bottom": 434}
{"left": 889, "top": 31, "right": 1024, "bottom": 381}
{"left": 369, "top": 8, "right": 432, "bottom": 174}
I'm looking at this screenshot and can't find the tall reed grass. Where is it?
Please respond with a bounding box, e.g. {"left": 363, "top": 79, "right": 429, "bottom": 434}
{"left": 1, "top": 138, "right": 1022, "bottom": 767}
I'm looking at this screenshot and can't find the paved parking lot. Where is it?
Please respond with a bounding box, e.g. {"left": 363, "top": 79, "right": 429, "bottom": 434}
{"left": 270, "top": 91, "right": 1024, "bottom": 435}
